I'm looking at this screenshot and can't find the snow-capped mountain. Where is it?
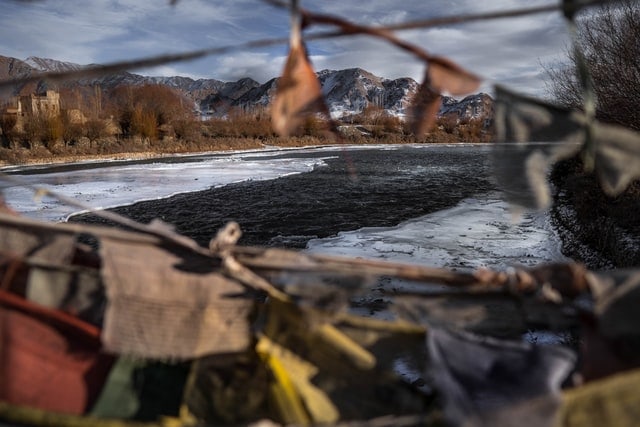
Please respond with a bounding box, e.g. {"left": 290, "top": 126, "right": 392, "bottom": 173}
{"left": 318, "top": 68, "right": 419, "bottom": 118}
{"left": 440, "top": 92, "right": 494, "bottom": 122}
{"left": 0, "top": 55, "right": 493, "bottom": 123}
{"left": 24, "top": 56, "right": 85, "bottom": 73}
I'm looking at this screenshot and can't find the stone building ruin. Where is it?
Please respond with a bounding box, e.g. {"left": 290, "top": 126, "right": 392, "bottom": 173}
{"left": 1, "top": 90, "right": 88, "bottom": 135}
{"left": 19, "top": 90, "right": 61, "bottom": 117}
{"left": 1, "top": 90, "right": 61, "bottom": 133}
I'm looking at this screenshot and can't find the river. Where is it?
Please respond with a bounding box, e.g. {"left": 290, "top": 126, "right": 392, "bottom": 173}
{"left": 2, "top": 144, "right": 567, "bottom": 271}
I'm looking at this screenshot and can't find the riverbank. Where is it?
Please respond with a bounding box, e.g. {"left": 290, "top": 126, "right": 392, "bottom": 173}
{"left": 0, "top": 136, "right": 278, "bottom": 168}
{"left": 0, "top": 123, "right": 492, "bottom": 168}
{"left": 0, "top": 133, "right": 428, "bottom": 168}
{"left": 0, "top": 150, "right": 171, "bottom": 168}
{"left": 550, "top": 157, "right": 640, "bottom": 269}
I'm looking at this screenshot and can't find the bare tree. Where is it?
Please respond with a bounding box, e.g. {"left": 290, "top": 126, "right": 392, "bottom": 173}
{"left": 545, "top": 0, "right": 640, "bottom": 130}
{"left": 106, "top": 84, "right": 191, "bottom": 139}
{"left": 0, "top": 114, "right": 17, "bottom": 147}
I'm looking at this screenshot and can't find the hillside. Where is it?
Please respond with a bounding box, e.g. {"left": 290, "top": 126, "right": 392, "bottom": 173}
{"left": 0, "top": 54, "right": 493, "bottom": 124}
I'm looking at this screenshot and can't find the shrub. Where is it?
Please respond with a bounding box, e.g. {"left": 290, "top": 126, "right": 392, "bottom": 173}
{"left": 457, "top": 118, "right": 490, "bottom": 142}
{"left": 0, "top": 114, "right": 18, "bottom": 148}
{"left": 381, "top": 115, "right": 402, "bottom": 134}
{"left": 437, "top": 115, "right": 458, "bottom": 134}
{"left": 61, "top": 110, "right": 85, "bottom": 146}
{"left": 173, "top": 119, "right": 199, "bottom": 141}
{"left": 205, "top": 112, "right": 274, "bottom": 138}
{"left": 23, "top": 116, "right": 46, "bottom": 148}
{"left": 301, "top": 115, "right": 326, "bottom": 137}
{"left": 0, "top": 114, "right": 17, "bottom": 135}
{"left": 106, "top": 84, "right": 192, "bottom": 139}
{"left": 43, "top": 116, "right": 64, "bottom": 147}
{"left": 0, "top": 147, "right": 27, "bottom": 164}
{"left": 130, "top": 107, "right": 157, "bottom": 139}
{"left": 85, "top": 119, "right": 109, "bottom": 146}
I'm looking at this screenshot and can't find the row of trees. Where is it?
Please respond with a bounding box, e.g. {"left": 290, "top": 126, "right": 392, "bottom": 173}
{"left": 344, "top": 104, "right": 491, "bottom": 142}
{"left": 0, "top": 83, "right": 197, "bottom": 149}
{"left": 1, "top": 80, "right": 497, "bottom": 153}
{"left": 107, "top": 84, "right": 193, "bottom": 139}
{"left": 1, "top": 111, "right": 111, "bottom": 149}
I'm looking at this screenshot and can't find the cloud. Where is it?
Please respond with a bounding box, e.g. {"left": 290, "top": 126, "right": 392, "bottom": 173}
{"left": 306, "top": 0, "right": 571, "bottom": 95}
{"left": 309, "top": 36, "right": 425, "bottom": 80}
{"left": 213, "top": 51, "right": 285, "bottom": 83}
{"left": 348, "top": 0, "right": 567, "bottom": 91}
{"left": 0, "top": 0, "right": 573, "bottom": 96}
{"left": 0, "top": 1, "right": 124, "bottom": 63}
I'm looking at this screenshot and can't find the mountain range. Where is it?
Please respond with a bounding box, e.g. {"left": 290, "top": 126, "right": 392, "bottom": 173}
{"left": 0, "top": 55, "right": 493, "bottom": 123}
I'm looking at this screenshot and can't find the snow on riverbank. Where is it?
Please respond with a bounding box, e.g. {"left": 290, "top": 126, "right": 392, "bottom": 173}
{"left": 2, "top": 151, "right": 330, "bottom": 222}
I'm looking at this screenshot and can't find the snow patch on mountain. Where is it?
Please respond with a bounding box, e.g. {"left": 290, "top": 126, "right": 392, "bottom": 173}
{"left": 440, "top": 93, "right": 494, "bottom": 122}
{"left": 317, "top": 68, "right": 416, "bottom": 118}
{"left": 24, "top": 56, "right": 84, "bottom": 73}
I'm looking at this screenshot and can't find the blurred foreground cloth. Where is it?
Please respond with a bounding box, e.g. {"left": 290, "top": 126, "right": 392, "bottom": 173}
{"left": 493, "top": 85, "right": 640, "bottom": 210}
{"left": 427, "top": 327, "right": 575, "bottom": 427}
{"left": 100, "top": 237, "right": 254, "bottom": 359}
{"left": 559, "top": 367, "right": 640, "bottom": 427}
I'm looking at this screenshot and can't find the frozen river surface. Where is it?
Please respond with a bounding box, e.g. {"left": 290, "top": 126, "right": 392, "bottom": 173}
{"left": 3, "top": 144, "right": 567, "bottom": 271}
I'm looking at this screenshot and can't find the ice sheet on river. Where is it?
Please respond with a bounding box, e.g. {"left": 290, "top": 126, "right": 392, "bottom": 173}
{"left": 306, "top": 194, "right": 567, "bottom": 271}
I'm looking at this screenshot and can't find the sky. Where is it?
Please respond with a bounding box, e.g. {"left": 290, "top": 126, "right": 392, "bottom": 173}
{"left": 0, "top": 0, "right": 573, "bottom": 96}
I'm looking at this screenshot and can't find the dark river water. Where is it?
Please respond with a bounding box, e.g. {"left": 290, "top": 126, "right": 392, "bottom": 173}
{"left": 70, "top": 145, "right": 497, "bottom": 248}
